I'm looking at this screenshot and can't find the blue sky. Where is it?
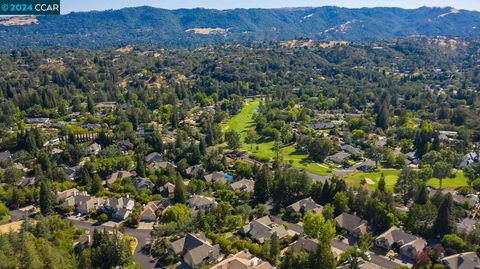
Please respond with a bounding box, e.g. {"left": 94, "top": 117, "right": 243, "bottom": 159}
{"left": 61, "top": 0, "right": 480, "bottom": 14}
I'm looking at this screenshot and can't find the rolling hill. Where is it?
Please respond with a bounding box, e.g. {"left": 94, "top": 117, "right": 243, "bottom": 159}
{"left": 0, "top": 6, "right": 479, "bottom": 49}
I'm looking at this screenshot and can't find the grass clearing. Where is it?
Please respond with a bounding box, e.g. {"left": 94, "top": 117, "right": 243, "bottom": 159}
{"left": 226, "top": 100, "right": 330, "bottom": 176}
{"left": 345, "top": 169, "right": 469, "bottom": 190}
{"left": 345, "top": 169, "right": 400, "bottom": 191}
{"left": 0, "top": 220, "right": 23, "bottom": 234}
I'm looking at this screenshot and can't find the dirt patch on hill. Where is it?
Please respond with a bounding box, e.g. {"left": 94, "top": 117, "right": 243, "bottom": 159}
{"left": 0, "top": 16, "right": 38, "bottom": 26}
{"left": 186, "top": 28, "right": 228, "bottom": 35}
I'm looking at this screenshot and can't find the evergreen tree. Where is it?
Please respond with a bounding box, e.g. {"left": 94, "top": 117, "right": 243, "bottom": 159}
{"left": 91, "top": 175, "right": 103, "bottom": 195}
{"left": 39, "top": 180, "right": 55, "bottom": 215}
{"left": 254, "top": 165, "right": 272, "bottom": 204}
{"left": 377, "top": 173, "right": 386, "bottom": 193}
{"left": 136, "top": 154, "right": 146, "bottom": 177}
{"left": 174, "top": 175, "right": 187, "bottom": 204}
{"left": 433, "top": 194, "right": 455, "bottom": 236}
{"left": 270, "top": 234, "right": 280, "bottom": 264}
{"left": 375, "top": 103, "right": 389, "bottom": 130}
{"left": 415, "top": 184, "right": 428, "bottom": 205}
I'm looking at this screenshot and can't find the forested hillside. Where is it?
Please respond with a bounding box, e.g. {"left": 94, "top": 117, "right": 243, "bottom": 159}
{"left": 0, "top": 6, "right": 480, "bottom": 48}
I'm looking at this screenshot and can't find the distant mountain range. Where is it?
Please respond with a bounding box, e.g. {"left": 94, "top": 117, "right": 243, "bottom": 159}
{"left": 0, "top": 6, "right": 479, "bottom": 49}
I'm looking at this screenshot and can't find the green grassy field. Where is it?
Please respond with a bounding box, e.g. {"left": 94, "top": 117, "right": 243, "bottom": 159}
{"left": 345, "top": 169, "right": 469, "bottom": 190}
{"left": 225, "top": 100, "right": 330, "bottom": 175}
{"left": 226, "top": 99, "right": 467, "bottom": 189}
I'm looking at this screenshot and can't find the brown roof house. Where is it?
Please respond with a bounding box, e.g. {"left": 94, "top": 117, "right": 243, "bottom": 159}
{"left": 286, "top": 197, "right": 323, "bottom": 215}
{"left": 159, "top": 182, "right": 175, "bottom": 198}
{"left": 204, "top": 171, "right": 229, "bottom": 184}
{"left": 105, "top": 170, "right": 134, "bottom": 187}
{"left": 441, "top": 252, "right": 480, "bottom": 269}
{"left": 189, "top": 195, "right": 217, "bottom": 213}
{"left": 229, "top": 178, "right": 255, "bottom": 193}
{"left": 375, "top": 226, "right": 427, "bottom": 259}
{"left": 240, "top": 216, "right": 289, "bottom": 243}
{"left": 61, "top": 194, "right": 104, "bottom": 215}
{"left": 131, "top": 176, "right": 154, "bottom": 191}
{"left": 55, "top": 188, "right": 80, "bottom": 201}
{"left": 168, "top": 232, "right": 220, "bottom": 268}
{"left": 335, "top": 213, "right": 368, "bottom": 237}
{"left": 140, "top": 200, "right": 172, "bottom": 222}
{"left": 104, "top": 196, "right": 135, "bottom": 220}
{"left": 139, "top": 201, "right": 160, "bottom": 222}
{"left": 209, "top": 250, "right": 273, "bottom": 269}
{"left": 145, "top": 152, "right": 163, "bottom": 164}
{"left": 288, "top": 236, "right": 344, "bottom": 259}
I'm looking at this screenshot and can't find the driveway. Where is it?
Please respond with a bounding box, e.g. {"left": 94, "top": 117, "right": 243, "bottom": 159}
{"left": 68, "top": 219, "right": 156, "bottom": 269}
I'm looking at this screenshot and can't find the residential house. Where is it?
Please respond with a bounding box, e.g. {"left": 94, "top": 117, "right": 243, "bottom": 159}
{"left": 87, "top": 143, "right": 102, "bottom": 155}
{"left": 95, "top": 102, "right": 117, "bottom": 110}
{"left": 374, "top": 136, "right": 387, "bottom": 147}
{"left": 375, "top": 226, "right": 427, "bottom": 259}
{"left": 148, "top": 161, "right": 176, "bottom": 171}
{"left": 204, "top": 171, "right": 232, "bottom": 184}
{"left": 116, "top": 140, "right": 133, "bottom": 152}
{"left": 75, "top": 232, "right": 92, "bottom": 250}
{"left": 456, "top": 217, "right": 477, "bottom": 233}
{"left": 55, "top": 188, "right": 80, "bottom": 201}
{"left": 63, "top": 166, "right": 76, "bottom": 181}
{"left": 327, "top": 152, "right": 351, "bottom": 165}
{"left": 106, "top": 170, "right": 134, "bottom": 187}
{"left": 306, "top": 123, "right": 334, "bottom": 130}
{"left": 289, "top": 237, "right": 344, "bottom": 259}
{"left": 189, "top": 195, "right": 217, "bottom": 213}
{"left": 159, "top": 182, "right": 175, "bottom": 197}
{"left": 145, "top": 152, "right": 163, "bottom": 164}
{"left": 335, "top": 213, "right": 368, "bottom": 237}
{"left": 240, "top": 216, "right": 289, "bottom": 243}
{"left": 341, "top": 144, "right": 362, "bottom": 155}
{"left": 452, "top": 193, "right": 479, "bottom": 209}
{"left": 61, "top": 194, "right": 104, "bottom": 214}
{"left": 185, "top": 164, "right": 205, "bottom": 178}
{"left": 209, "top": 250, "right": 273, "bottom": 269}
{"left": 139, "top": 201, "right": 161, "bottom": 222}
{"left": 26, "top": 117, "right": 50, "bottom": 125}
{"left": 132, "top": 176, "right": 154, "bottom": 191}
{"left": 286, "top": 197, "right": 323, "bottom": 215}
{"left": 229, "top": 179, "right": 255, "bottom": 193}
{"left": 441, "top": 252, "right": 480, "bottom": 269}
{"left": 82, "top": 123, "right": 101, "bottom": 131}
{"left": 459, "top": 152, "right": 479, "bottom": 168}
{"left": 406, "top": 152, "right": 420, "bottom": 165}
{"left": 289, "top": 236, "right": 320, "bottom": 253}
{"left": 168, "top": 233, "right": 221, "bottom": 268}
{"left": 104, "top": 196, "right": 135, "bottom": 220}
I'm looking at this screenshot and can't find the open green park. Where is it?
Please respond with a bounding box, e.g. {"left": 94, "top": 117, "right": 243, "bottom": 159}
{"left": 224, "top": 99, "right": 469, "bottom": 190}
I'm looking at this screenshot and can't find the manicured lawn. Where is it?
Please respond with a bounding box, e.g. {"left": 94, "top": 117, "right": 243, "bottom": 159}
{"left": 345, "top": 169, "right": 400, "bottom": 191}
{"left": 427, "top": 171, "right": 469, "bottom": 189}
{"left": 226, "top": 100, "right": 468, "bottom": 189}
{"left": 223, "top": 99, "right": 259, "bottom": 139}
{"left": 225, "top": 100, "right": 330, "bottom": 176}
{"left": 345, "top": 169, "right": 469, "bottom": 190}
